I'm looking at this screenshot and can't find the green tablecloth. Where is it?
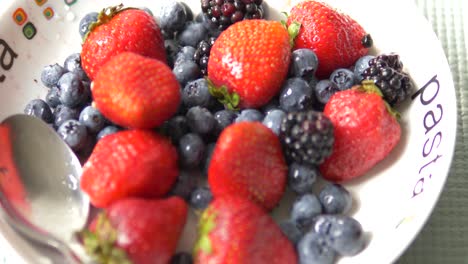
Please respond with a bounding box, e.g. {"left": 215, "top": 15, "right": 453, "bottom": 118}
{"left": 399, "top": 0, "right": 468, "bottom": 263}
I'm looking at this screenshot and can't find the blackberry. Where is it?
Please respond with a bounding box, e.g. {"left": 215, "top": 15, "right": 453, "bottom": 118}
{"left": 280, "top": 111, "right": 334, "bottom": 166}
{"left": 201, "top": 0, "right": 264, "bottom": 30}
{"left": 193, "top": 37, "right": 216, "bottom": 75}
{"left": 361, "top": 53, "right": 412, "bottom": 106}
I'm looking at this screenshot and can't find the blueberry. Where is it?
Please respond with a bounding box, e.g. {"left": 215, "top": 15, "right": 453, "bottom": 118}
{"left": 319, "top": 183, "right": 352, "bottom": 215}
{"left": 312, "top": 215, "right": 366, "bottom": 256}
{"left": 235, "top": 109, "right": 264, "bottom": 123}
{"left": 97, "top": 125, "right": 121, "bottom": 140}
{"left": 262, "top": 109, "right": 285, "bottom": 135}
{"left": 79, "top": 12, "right": 98, "bottom": 38}
{"left": 190, "top": 186, "right": 213, "bottom": 210}
{"left": 180, "top": 2, "right": 193, "bottom": 21}
{"left": 289, "top": 49, "right": 319, "bottom": 80}
{"left": 214, "top": 109, "right": 237, "bottom": 133}
{"left": 183, "top": 78, "right": 215, "bottom": 108}
{"left": 159, "top": 1, "right": 188, "bottom": 33}
{"left": 354, "top": 55, "right": 375, "bottom": 82}
{"left": 330, "top": 68, "right": 355, "bottom": 91}
{"left": 297, "top": 232, "right": 336, "bottom": 264}
{"left": 314, "top": 80, "right": 340, "bottom": 105}
{"left": 288, "top": 163, "right": 318, "bottom": 195}
{"left": 186, "top": 106, "right": 216, "bottom": 135}
{"left": 57, "top": 72, "right": 85, "bottom": 108}
{"left": 174, "top": 46, "right": 197, "bottom": 66}
{"left": 291, "top": 194, "right": 322, "bottom": 229}
{"left": 63, "top": 53, "right": 88, "bottom": 81}
{"left": 170, "top": 170, "right": 199, "bottom": 201}
{"left": 178, "top": 133, "right": 206, "bottom": 168}
{"left": 24, "top": 99, "right": 54, "bottom": 123}
{"left": 165, "top": 39, "right": 181, "bottom": 68}
{"left": 178, "top": 22, "right": 208, "bottom": 48}
{"left": 79, "top": 105, "right": 106, "bottom": 133}
{"left": 195, "top": 13, "right": 219, "bottom": 37}
{"left": 262, "top": 98, "right": 280, "bottom": 115}
{"left": 170, "top": 252, "right": 193, "bottom": 264}
{"left": 41, "top": 64, "right": 67, "bottom": 88}
{"left": 45, "top": 87, "right": 61, "bottom": 108}
{"left": 53, "top": 105, "right": 79, "bottom": 128}
{"left": 173, "top": 60, "right": 202, "bottom": 87}
{"left": 203, "top": 142, "right": 216, "bottom": 175}
{"left": 166, "top": 115, "right": 190, "bottom": 143}
{"left": 279, "top": 220, "right": 303, "bottom": 245}
{"left": 57, "top": 119, "right": 88, "bottom": 151}
{"left": 279, "top": 78, "right": 315, "bottom": 112}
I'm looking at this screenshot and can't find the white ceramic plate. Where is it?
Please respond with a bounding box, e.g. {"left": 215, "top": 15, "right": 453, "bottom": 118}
{"left": 0, "top": 0, "right": 456, "bottom": 263}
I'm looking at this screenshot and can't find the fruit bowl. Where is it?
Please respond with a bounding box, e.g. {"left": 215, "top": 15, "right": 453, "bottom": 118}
{"left": 0, "top": 0, "right": 457, "bottom": 263}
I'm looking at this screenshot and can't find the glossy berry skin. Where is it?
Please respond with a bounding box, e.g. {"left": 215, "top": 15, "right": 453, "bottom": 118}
{"left": 182, "top": 78, "right": 215, "bottom": 109}
{"left": 214, "top": 110, "right": 237, "bottom": 133}
{"left": 79, "top": 12, "right": 98, "bottom": 38}
{"left": 178, "top": 22, "right": 208, "bottom": 48}
{"left": 178, "top": 133, "right": 206, "bottom": 168}
{"left": 279, "top": 78, "right": 315, "bottom": 113}
{"left": 314, "top": 80, "right": 340, "bottom": 105}
{"left": 53, "top": 105, "right": 79, "bottom": 128}
{"left": 353, "top": 55, "right": 375, "bottom": 82}
{"left": 96, "top": 125, "right": 121, "bottom": 140}
{"left": 24, "top": 99, "right": 54, "bottom": 123}
{"left": 297, "top": 231, "right": 336, "bottom": 264}
{"left": 291, "top": 193, "right": 322, "bottom": 229}
{"left": 234, "top": 109, "right": 264, "bottom": 123}
{"left": 208, "top": 19, "right": 291, "bottom": 108}
{"left": 41, "top": 63, "right": 66, "bottom": 88}
{"left": 79, "top": 105, "right": 106, "bottom": 133}
{"left": 81, "top": 7, "right": 166, "bottom": 80}
{"left": 194, "top": 196, "right": 297, "bottom": 264}
{"left": 208, "top": 122, "right": 287, "bottom": 210}
{"left": 318, "top": 183, "right": 352, "bottom": 214}
{"left": 312, "top": 215, "right": 366, "bottom": 256}
{"left": 289, "top": 48, "right": 319, "bottom": 80}
{"left": 330, "top": 68, "right": 355, "bottom": 91}
{"left": 320, "top": 84, "right": 401, "bottom": 182}
{"left": 186, "top": 106, "right": 216, "bottom": 135}
{"left": 288, "top": 162, "right": 318, "bottom": 194}
{"left": 92, "top": 52, "right": 181, "bottom": 129}
{"left": 57, "top": 119, "right": 88, "bottom": 151}
{"left": 45, "top": 87, "right": 61, "bottom": 108}
{"left": 64, "top": 53, "right": 88, "bottom": 81}
{"left": 159, "top": 1, "right": 189, "bottom": 33}
{"left": 288, "top": 0, "right": 369, "bottom": 78}
{"left": 57, "top": 72, "right": 86, "bottom": 108}
{"left": 189, "top": 186, "right": 213, "bottom": 210}
{"left": 279, "top": 220, "right": 304, "bottom": 245}
{"left": 173, "top": 60, "right": 202, "bottom": 87}
{"left": 262, "top": 109, "right": 286, "bottom": 135}
{"left": 80, "top": 130, "right": 179, "bottom": 208}
{"left": 84, "top": 197, "right": 188, "bottom": 264}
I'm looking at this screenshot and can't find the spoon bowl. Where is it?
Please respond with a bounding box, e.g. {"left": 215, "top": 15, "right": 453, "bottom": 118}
{"left": 0, "top": 114, "right": 89, "bottom": 263}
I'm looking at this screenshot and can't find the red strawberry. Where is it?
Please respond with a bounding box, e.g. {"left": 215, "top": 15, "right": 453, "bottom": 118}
{"left": 287, "top": 0, "right": 371, "bottom": 78}
{"left": 194, "top": 196, "right": 297, "bottom": 264}
{"left": 81, "top": 5, "right": 166, "bottom": 80}
{"left": 207, "top": 19, "right": 292, "bottom": 109}
{"left": 80, "top": 129, "right": 179, "bottom": 208}
{"left": 81, "top": 197, "right": 188, "bottom": 264}
{"left": 92, "top": 52, "right": 180, "bottom": 129}
{"left": 208, "top": 122, "right": 287, "bottom": 211}
{"left": 320, "top": 80, "right": 401, "bottom": 182}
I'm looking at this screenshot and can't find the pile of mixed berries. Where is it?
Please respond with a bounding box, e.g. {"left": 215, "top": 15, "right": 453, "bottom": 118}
{"left": 23, "top": 1, "right": 413, "bottom": 263}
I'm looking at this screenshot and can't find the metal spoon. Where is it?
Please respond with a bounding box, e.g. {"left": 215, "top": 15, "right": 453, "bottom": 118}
{"left": 0, "top": 114, "right": 90, "bottom": 263}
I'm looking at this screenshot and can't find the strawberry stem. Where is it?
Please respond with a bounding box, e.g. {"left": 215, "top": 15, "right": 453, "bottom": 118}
{"left": 194, "top": 208, "right": 217, "bottom": 256}
{"left": 79, "top": 213, "right": 132, "bottom": 264}
{"left": 83, "top": 4, "right": 134, "bottom": 42}
{"left": 206, "top": 78, "right": 240, "bottom": 111}
{"left": 358, "top": 80, "right": 401, "bottom": 120}
{"left": 281, "top": 12, "right": 301, "bottom": 48}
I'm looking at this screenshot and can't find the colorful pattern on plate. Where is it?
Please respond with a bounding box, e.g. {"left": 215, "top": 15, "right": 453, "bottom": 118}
{"left": 12, "top": 0, "right": 78, "bottom": 40}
